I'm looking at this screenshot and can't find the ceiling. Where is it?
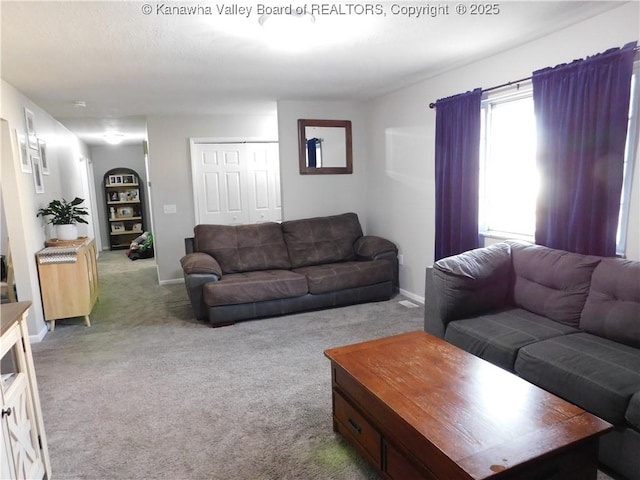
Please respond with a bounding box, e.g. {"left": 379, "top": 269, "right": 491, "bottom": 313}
{"left": 1, "top": 1, "right": 626, "bottom": 145}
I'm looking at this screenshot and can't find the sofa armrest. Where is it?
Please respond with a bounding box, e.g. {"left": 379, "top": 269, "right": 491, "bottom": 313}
{"left": 181, "top": 252, "right": 222, "bottom": 276}
{"left": 180, "top": 253, "right": 222, "bottom": 321}
{"left": 626, "top": 391, "right": 640, "bottom": 430}
{"left": 355, "top": 236, "right": 399, "bottom": 293}
{"left": 355, "top": 235, "right": 398, "bottom": 258}
{"left": 424, "top": 267, "right": 446, "bottom": 338}
{"left": 429, "top": 243, "right": 512, "bottom": 327}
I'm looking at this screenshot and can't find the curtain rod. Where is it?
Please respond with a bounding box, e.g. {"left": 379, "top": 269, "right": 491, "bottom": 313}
{"left": 429, "top": 46, "right": 640, "bottom": 109}
{"left": 428, "top": 75, "right": 531, "bottom": 109}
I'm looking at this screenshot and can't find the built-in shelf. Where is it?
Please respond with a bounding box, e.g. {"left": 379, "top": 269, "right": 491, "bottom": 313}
{"left": 104, "top": 168, "right": 145, "bottom": 250}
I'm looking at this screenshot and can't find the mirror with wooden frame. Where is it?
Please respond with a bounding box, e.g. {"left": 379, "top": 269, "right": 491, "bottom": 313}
{"left": 298, "top": 119, "right": 353, "bottom": 175}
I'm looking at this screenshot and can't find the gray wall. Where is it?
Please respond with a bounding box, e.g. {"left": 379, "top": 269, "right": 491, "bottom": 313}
{"left": 276, "top": 100, "right": 369, "bottom": 224}
{"left": 1, "top": 80, "right": 93, "bottom": 337}
{"left": 363, "top": 2, "right": 640, "bottom": 301}
{"left": 145, "top": 113, "right": 278, "bottom": 282}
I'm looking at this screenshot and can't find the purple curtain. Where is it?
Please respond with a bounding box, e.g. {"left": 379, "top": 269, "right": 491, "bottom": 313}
{"left": 434, "top": 88, "right": 482, "bottom": 261}
{"left": 532, "top": 42, "right": 636, "bottom": 257}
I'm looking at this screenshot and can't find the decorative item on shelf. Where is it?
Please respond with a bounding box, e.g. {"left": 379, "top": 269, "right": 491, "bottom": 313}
{"left": 111, "top": 222, "right": 125, "bottom": 233}
{"left": 110, "top": 207, "right": 116, "bottom": 219}
{"left": 36, "top": 197, "right": 89, "bottom": 241}
{"left": 132, "top": 223, "right": 142, "bottom": 232}
{"left": 117, "top": 207, "right": 133, "bottom": 218}
{"left": 109, "top": 191, "right": 119, "bottom": 201}
{"left": 122, "top": 174, "right": 136, "bottom": 184}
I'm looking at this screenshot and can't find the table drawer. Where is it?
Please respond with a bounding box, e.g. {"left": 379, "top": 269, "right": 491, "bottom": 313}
{"left": 384, "top": 439, "right": 436, "bottom": 480}
{"left": 333, "top": 390, "right": 381, "bottom": 466}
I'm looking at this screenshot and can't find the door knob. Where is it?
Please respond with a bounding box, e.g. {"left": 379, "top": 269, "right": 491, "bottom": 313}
{"left": 1, "top": 408, "right": 11, "bottom": 418}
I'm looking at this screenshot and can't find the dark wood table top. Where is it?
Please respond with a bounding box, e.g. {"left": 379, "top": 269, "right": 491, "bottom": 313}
{"left": 325, "top": 330, "right": 613, "bottom": 480}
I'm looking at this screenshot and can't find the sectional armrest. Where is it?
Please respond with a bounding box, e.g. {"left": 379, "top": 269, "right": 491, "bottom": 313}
{"left": 180, "top": 252, "right": 222, "bottom": 320}
{"left": 626, "top": 391, "right": 640, "bottom": 430}
{"left": 424, "top": 267, "right": 446, "bottom": 338}
{"left": 425, "top": 243, "right": 512, "bottom": 337}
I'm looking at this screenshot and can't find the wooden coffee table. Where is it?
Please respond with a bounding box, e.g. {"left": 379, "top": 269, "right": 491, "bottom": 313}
{"left": 324, "top": 331, "right": 612, "bottom": 480}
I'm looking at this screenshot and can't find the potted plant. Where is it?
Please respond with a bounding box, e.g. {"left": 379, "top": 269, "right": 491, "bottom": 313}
{"left": 36, "top": 197, "right": 89, "bottom": 240}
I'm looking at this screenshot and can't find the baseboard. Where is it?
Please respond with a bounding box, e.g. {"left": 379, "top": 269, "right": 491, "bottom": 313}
{"left": 159, "top": 278, "right": 184, "bottom": 286}
{"left": 29, "top": 323, "right": 49, "bottom": 343}
{"left": 399, "top": 288, "right": 424, "bottom": 304}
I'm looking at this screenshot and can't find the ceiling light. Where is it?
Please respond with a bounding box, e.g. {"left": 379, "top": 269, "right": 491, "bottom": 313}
{"left": 74, "top": 100, "right": 87, "bottom": 108}
{"left": 104, "top": 133, "right": 124, "bottom": 145}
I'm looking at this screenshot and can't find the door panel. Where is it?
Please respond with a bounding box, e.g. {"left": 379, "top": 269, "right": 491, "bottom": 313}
{"left": 204, "top": 173, "right": 221, "bottom": 213}
{"left": 246, "top": 143, "right": 281, "bottom": 223}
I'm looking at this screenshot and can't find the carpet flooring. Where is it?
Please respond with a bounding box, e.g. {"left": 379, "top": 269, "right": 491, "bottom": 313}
{"left": 30, "top": 251, "right": 617, "bottom": 480}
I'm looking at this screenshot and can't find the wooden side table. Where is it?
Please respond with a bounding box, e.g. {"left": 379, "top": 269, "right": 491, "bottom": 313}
{"left": 36, "top": 237, "right": 99, "bottom": 331}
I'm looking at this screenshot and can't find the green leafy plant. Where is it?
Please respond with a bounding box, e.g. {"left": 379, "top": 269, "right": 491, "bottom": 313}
{"left": 36, "top": 197, "right": 89, "bottom": 225}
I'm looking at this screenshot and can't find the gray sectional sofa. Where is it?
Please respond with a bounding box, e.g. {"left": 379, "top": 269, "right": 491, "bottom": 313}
{"left": 424, "top": 241, "right": 640, "bottom": 480}
{"left": 181, "top": 212, "right": 398, "bottom": 327}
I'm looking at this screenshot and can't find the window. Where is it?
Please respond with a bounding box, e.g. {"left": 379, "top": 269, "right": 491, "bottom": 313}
{"left": 479, "top": 67, "right": 639, "bottom": 255}
{"left": 617, "top": 63, "right": 640, "bottom": 255}
{"left": 479, "top": 86, "right": 537, "bottom": 239}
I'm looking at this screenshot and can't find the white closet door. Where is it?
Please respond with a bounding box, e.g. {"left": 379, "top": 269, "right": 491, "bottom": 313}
{"left": 191, "top": 142, "right": 281, "bottom": 226}
{"left": 245, "top": 143, "right": 282, "bottom": 223}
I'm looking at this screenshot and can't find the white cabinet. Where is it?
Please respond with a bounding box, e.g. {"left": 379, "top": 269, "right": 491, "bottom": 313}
{"left": 1, "top": 302, "right": 51, "bottom": 479}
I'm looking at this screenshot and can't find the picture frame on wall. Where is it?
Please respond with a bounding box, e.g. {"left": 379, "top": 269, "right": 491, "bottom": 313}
{"left": 31, "top": 153, "right": 45, "bottom": 194}
{"left": 14, "top": 129, "right": 31, "bottom": 173}
{"left": 24, "top": 107, "right": 38, "bottom": 149}
{"left": 38, "top": 138, "right": 49, "bottom": 174}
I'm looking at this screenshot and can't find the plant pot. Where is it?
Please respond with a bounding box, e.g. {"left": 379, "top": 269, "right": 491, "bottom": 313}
{"left": 56, "top": 224, "right": 78, "bottom": 241}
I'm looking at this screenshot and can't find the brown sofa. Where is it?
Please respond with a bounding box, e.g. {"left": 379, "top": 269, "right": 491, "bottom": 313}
{"left": 181, "top": 213, "right": 398, "bottom": 326}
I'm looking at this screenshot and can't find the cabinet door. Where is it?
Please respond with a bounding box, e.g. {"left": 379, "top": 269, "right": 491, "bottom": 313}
{"left": 2, "top": 373, "right": 45, "bottom": 480}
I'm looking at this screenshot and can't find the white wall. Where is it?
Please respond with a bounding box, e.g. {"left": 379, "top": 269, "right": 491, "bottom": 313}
{"left": 364, "top": 2, "right": 640, "bottom": 301}
{"left": 91, "top": 144, "right": 149, "bottom": 249}
{"left": 145, "top": 114, "right": 278, "bottom": 282}
{"left": 277, "top": 100, "right": 369, "bottom": 224}
{"left": 1, "top": 79, "right": 92, "bottom": 337}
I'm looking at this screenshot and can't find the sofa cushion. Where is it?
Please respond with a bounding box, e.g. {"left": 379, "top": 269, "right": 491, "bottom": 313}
{"left": 444, "top": 308, "right": 579, "bottom": 371}
{"left": 580, "top": 258, "right": 640, "bottom": 348}
{"left": 293, "top": 260, "right": 392, "bottom": 295}
{"left": 194, "top": 222, "right": 291, "bottom": 274}
{"left": 432, "top": 242, "right": 511, "bottom": 322}
{"left": 202, "top": 270, "right": 308, "bottom": 307}
{"left": 282, "top": 213, "right": 363, "bottom": 268}
{"left": 508, "top": 241, "right": 601, "bottom": 327}
{"left": 515, "top": 333, "right": 640, "bottom": 426}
